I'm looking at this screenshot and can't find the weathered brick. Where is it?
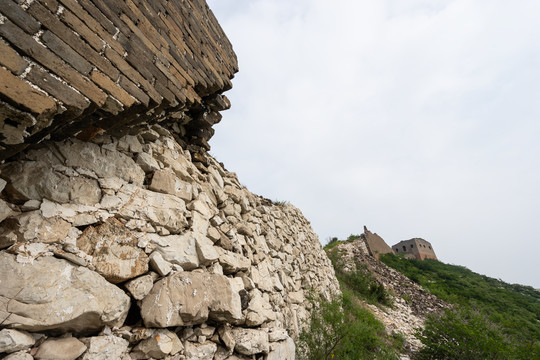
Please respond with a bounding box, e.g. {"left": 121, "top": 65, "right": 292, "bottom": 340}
{"left": 37, "top": 0, "right": 59, "bottom": 12}
{"left": 0, "top": 38, "right": 29, "bottom": 75}
{"left": 41, "top": 31, "right": 93, "bottom": 75}
{"left": 90, "top": 70, "right": 136, "bottom": 107}
{"left": 155, "top": 59, "right": 187, "bottom": 94}
{"left": 87, "top": 0, "right": 133, "bottom": 35}
{"left": 124, "top": 0, "right": 167, "bottom": 51}
{"left": 0, "top": 19, "right": 107, "bottom": 106}
{"left": 58, "top": 8, "right": 104, "bottom": 52}
{"left": 166, "top": 79, "right": 187, "bottom": 104}
{"left": 70, "top": 0, "right": 118, "bottom": 35}
{"left": 26, "top": 66, "right": 90, "bottom": 111}
{"left": 0, "top": 1, "right": 41, "bottom": 34}
{"left": 103, "top": 46, "right": 163, "bottom": 104}
{"left": 28, "top": 2, "right": 120, "bottom": 81}
{"left": 154, "top": 81, "right": 177, "bottom": 105}
{"left": 1, "top": 0, "right": 239, "bottom": 162}
{"left": 57, "top": 0, "right": 124, "bottom": 54}
{"left": 0, "top": 66, "right": 57, "bottom": 116}
{"left": 118, "top": 75, "right": 150, "bottom": 107}
{"left": 122, "top": 37, "right": 169, "bottom": 90}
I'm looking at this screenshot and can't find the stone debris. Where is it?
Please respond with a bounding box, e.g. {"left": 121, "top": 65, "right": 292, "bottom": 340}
{"left": 34, "top": 337, "right": 87, "bottom": 360}
{"left": 80, "top": 335, "right": 130, "bottom": 360}
{"left": 230, "top": 328, "right": 270, "bottom": 356}
{"left": 132, "top": 329, "right": 182, "bottom": 359}
{"left": 332, "top": 239, "right": 449, "bottom": 353}
{"left": 184, "top": 341, "right": 218, "bottom": 360}
{"left": 0, "top": 329, "right": 35, "bottom": 354}
{"left": 3, "top": 352, "right": 34, "bottom": 360}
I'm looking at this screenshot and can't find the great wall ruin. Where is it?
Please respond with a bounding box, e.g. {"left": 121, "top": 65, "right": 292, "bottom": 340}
{"left": 0, "top": 1, "right": 340, "bottom": 358}
{"left": 0, "top": 1, "right": 446, "bottom": 359}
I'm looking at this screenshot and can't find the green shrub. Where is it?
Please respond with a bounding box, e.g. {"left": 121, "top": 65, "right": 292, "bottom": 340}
{"left": 324, "top": 237, "right": 341, "bottom": 251}
{"left": 402, "top": 294, "right": 412, "bottom": 303}
{"left": 380, "top": 253, "right": 540, "bottom": 359}
{"left": 328, "top": 249, "right": 393, "bottom": 307}
{"left": 297, "top": 289, "right": 402, "bottom": 360}
{"left": 347, "top": 234, "right": 361, "bottom": 242}
{"left": 415, "top": 307, "right": 515, "bottom": 360}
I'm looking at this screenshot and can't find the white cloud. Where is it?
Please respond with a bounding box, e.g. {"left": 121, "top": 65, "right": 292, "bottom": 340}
{"left": 207, "top": 0, "right": 540, "bottom": 287}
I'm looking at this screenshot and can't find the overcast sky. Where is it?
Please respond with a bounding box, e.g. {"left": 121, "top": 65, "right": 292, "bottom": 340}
{"left": 206, "top": 0, "right": 540, "bottom": 288}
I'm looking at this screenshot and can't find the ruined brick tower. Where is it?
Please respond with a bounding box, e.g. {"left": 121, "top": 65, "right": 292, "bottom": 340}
{"left": 392, "top": 238, "right": 438, "bottom": 260}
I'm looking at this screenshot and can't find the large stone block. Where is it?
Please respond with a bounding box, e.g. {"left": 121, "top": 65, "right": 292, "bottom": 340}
{"left": 1, "top": 161, "right": 101, "bottom": 205}
{"left": 76, "top": 218, "right": 148, "bottom": 283}
{"left": 0, "top": 253, "right": 130, "bottom": 333}
{"left": 140, "top": 272, "right": 242, "bottom": 327}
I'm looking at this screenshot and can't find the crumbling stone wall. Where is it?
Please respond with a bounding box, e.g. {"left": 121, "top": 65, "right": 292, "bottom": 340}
{"left": 360, "top": 226, "right": 394, "bottom": 260}
{"left": 0, "top": 0, "right": 237, "bottom": 160}
{"left": 0, "top": 2, "right": 342, "bottom": 358}
{"left": 0, "top": 127, "right": 339, "bottom": 358}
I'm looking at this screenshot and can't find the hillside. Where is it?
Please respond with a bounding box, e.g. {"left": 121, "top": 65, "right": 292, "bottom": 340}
{"left": 297, "top": 235, "right": 447, "bottom": 359}
{"left": 381, "top": 254, "right": 540, "bottom": 359}
{"left": 299, "top": 233, "right": 540, "bottom": 360}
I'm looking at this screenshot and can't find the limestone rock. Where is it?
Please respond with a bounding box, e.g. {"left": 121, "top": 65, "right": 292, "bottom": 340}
{"left": 218, "top": 325, "right": 236, "bottom": 351}
{"left": 195, "top": 236, "right": 220, "bottom": 265}
{"left": 268, "top": 330, "right": 287, "bottom": 345}
{"left": 117, "top": 135, "right": 143, "bottom": 153}
{"left": 125, "top": 273, "right": 158, "bottom": 300}
{"left": 77, "top": 218, "right": 148, "bottom": 283}
{"left": 0, "top": 253, "right": 130, "bottom": 333}
{"left": 81, "top": 335, "right": 130, "bottom": 360}
{"left": 231, "top": 328, "right": 269, "bottom": 355}
{"left": 245, "top": 289, "right": 276, "bottom": 327}
{"left": 141, "top": 272, "right": 242, "bottom": 327}
{"left": 0, "top": 199, "right": 14, "bottom": 223}
{"left": 34, "top": 337, "right": 87, "bottom": 360}
{"left": 135, "top": 152, "right": 160, "bottom": 173}
{"left": 132, "top": 329, "right": 182, "bottom": 359}
{"left": 114, "top": 184, "right": 188, "bottom": 232}
{"left": 3, "top": 352, "right": 34, "bottom": 360}
{"left": 217, "top": 248, "right": 251, "bottom": 274}
{"left": 52, "top": 139, "right": 144, "bottom": 185}
{"left": 1, "top": 161, "right": 101, "bottom": 205}
{"left": 149, "top": 251, "right": 172, "bottom": 276}
{"left": 0, "top": 211, "right": 71, "bottom": 245}
{"left": 149, "top": 168, "right": 193, "bottom": 201}
{"left": 149, "top": 168, "right": 176, "bottom": 195}
{"left": 267, "top": 337, "right": 295, "bottom": 360}
{"left": 147, "top": 232, "right": 199, "bottom": 270}
{"left": 0, "top": 329, "right": 35, "bottom": 353}
{"left": 184, "top": 341, "right": 218, "bottom": 360}
{"left": 288, "top": 290, "right": 305, "bottom": 304}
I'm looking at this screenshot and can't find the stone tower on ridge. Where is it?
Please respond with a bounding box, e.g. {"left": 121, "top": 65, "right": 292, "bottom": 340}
{"left": 392, "top": 238, "right": 438, "bottom": 260}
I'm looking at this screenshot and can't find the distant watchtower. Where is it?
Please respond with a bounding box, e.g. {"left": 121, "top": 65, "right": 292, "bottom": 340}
{"left": 392, "top": 238, "right": 437, "bottom": 260}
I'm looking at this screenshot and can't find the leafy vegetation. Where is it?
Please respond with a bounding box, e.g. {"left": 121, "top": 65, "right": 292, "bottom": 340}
{"left": 323, "top": 234, "right": 361, "bottom": 251}
{"left": 324, "top": 236, "right": 340, "bottom": 250}
{"left": 380, "top": 254, "right": 540, "bottom": 359}
{"left": 328, "top": 248, "right": 393, "bottom": 307}
{"left": 296, "top": 245, "right": 401, "bottom": 359}
{"left": 297, "top": 289, "right": 403, "bottom": 360}
{"left": 416, "top": 307, "right": 515, "bottom": 360}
